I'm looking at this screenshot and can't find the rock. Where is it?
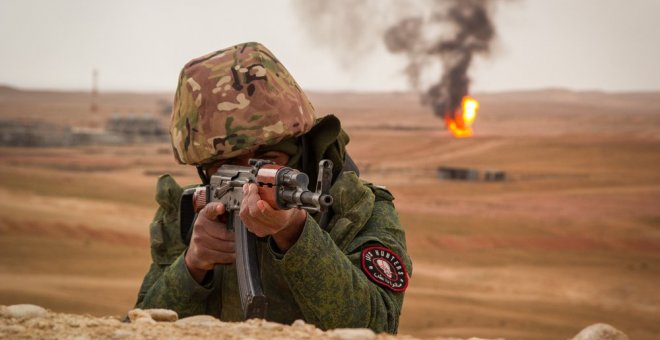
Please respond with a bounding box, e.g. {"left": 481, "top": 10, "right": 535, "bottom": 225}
{"left": 0, "top": 306, "right": 8, "bottom": 318}
{"left": 99, "top": 317, "right": 122, "bottom": 325}
{"left": 232, "top": 322, "right": 256, "bottom": 333}
{"left": 572, "top": 323, "right": 629, "bottom": 340}
{"left": 25, "top": 317, "right": 52, "bottom": 329}
{"left": 245, "top": 318, "right": 263, "bottom": 326}
{"left": 127, "top": 309, "right": 152, "bottom": 323}
{"left": 134, "top": 317, "right": 156, "bottom": 325}
{"left": 112, "top": 329, "right": 134, "bottom": 339}
{"left": 69, "top": 336, "right": 90, "bottom": 340}
{"left": 1, "top": 324, "right": 26, "bottom": 334}
{"left": 6, "top": 304, "right": 48, "bottom": 319}
{"left": 329, "top": 328, "right": 376, "bottom": 340}
{"left": 175, "top": 315, "right": 221, "bottom": 326}
{"left": 144, "top": 309, "right": 178, "bottom": 322}
{"left": 260, "top": 320, "right": 284, "bottom": 331}
{"left": 291, "top": 319, "right": 318, "bottom": 333}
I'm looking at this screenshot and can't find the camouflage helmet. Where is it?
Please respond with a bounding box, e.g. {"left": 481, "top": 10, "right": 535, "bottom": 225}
{"left": 169, "top": 42, "right": 317, "bottom": 166}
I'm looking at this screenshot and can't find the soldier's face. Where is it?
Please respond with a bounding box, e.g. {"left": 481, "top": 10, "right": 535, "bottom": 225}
{"left": 205, "top": 150, "right": 290, "bottom": 176}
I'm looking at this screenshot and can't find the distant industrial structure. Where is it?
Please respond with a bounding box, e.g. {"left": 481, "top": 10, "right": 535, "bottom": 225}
{"left": 0, "top": 120, "right": 73, "bottom": 147}
{"left": 437, "top": 166, "right": 506, "bottom": 182}
{"left": 106, "top": 113, "right": 168, "bottom": 143}
{"left": 91, "top": 68, "right": 99, "bottom": 115}
{"left": 0, "top": 69, "right": 172, "bottom": 148}
{"left": 0, "top": 113, "right": 168, "bottom": 147}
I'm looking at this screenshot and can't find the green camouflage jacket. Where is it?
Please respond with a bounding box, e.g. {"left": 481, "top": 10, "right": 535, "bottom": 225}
{"left": 134, "top": 170, "right": 412, "bottom": 333}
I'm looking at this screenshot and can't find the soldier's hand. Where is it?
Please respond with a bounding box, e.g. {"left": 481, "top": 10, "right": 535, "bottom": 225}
{"left": 185, "top": 202, "right": 235, "bottom": 284}
{"left": 240, "top": 183, "right": 307, "bottom": 252}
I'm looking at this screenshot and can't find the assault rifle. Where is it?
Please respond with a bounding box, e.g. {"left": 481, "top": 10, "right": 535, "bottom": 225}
{"left": 180, "top": 159, "right": 334, "bottom": 319}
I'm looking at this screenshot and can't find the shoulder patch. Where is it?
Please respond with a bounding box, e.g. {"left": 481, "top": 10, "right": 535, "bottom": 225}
{"left": 361, "top": 246, "right": 408, "bottom": 292}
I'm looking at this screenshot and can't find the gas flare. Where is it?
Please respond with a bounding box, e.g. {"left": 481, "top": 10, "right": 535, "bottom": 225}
{"left": 445, "top": 96, "right": 479, "bottom": 138}
{"left": 382, "top": 0, "right": 494, "bottom": 138}
{"left": 292, "top": 0, "right": 499, "bottom": 139}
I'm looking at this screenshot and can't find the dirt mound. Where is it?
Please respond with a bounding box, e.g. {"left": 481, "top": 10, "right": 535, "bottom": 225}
{"left": 1, "top": 305, "right": 420, "bottom": 340}
{"left": 0, "top": 304, "right": 630, "bottom": 340}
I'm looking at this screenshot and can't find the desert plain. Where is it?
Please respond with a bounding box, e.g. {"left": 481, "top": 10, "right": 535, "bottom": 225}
{"left": 0, "top": 86, "right": 659, "bottom": 339}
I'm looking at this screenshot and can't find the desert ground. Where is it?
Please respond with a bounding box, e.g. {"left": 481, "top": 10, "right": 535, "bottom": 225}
{"left": 0, "top": 86, "right": 659, "bottom": 339}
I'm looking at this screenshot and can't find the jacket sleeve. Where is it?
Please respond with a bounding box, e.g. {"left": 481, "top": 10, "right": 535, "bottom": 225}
{"left": 133, "top": 175, "right": 222, "bottom": 317}
{"left": 267, "top": 178, "right": 412, "bottom": 334}
{"left": 135, "top": 251, "right": 222, "bottom": 317}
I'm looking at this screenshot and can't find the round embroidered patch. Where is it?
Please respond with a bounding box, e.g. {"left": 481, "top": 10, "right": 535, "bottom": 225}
{"left": 361, "top": 246, "right": 408, "bottom": 292}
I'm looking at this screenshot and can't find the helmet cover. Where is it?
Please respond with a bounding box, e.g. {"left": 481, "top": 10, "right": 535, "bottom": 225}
{"left": 170, "top": 42, "right": 317, "bottom": 165}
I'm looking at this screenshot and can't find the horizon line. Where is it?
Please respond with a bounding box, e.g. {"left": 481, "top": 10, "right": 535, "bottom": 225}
{"left": 2, "top": 83, "right": 660, "bottom": 96}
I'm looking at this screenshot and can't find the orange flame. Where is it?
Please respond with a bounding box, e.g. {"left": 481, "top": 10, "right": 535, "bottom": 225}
{"left": 445, "top": 96, "right": 479, "bottom": 138}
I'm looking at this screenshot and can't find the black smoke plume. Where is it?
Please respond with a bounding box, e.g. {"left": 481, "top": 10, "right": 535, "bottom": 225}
{"left": 293, "top": 0, "right": 498, "bottom": 120}
{"left": 385, "top": 0, "right": 495, "bottom": 118}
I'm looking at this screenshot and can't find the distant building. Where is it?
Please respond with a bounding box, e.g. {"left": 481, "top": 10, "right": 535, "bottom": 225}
{"left": 1, "top": 113, "right": 168, "bottom": 147}
{"left": 436, "top": 166, "right": 506, "bottom": 182}
{"left": 437, "top": 166, "right": 480, "bottom": 181}
{"left": 0, "top": 120, "right": 73, "bottom": 147}
{"left": 105, "top": 113, "right": 168, "bottom": 143}
{"left": 70, "top": 127, "right": 124, "bottom": 145}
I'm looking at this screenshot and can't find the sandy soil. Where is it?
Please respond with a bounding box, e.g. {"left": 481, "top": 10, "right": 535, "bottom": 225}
{"left": 0, "top": 86, "right": 659, "bottom": 339}
{"left": 0, "top": 306, "right": 413, "bottom": 340}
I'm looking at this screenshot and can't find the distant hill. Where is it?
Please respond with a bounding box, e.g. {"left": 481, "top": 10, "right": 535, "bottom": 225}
{"left": 1, "top": 85, "right": 658, "bottom": 137}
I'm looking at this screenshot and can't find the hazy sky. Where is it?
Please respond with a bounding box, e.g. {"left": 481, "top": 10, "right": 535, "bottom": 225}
{"left": 0, "top": 0, "right": 659, "bottom": 93}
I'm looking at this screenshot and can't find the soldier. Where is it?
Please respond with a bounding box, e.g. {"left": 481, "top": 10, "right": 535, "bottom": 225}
{"left": 134, "top": 42, "right": 412, "bottom": 333}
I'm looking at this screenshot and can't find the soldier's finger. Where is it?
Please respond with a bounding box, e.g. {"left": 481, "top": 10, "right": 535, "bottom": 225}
{"left": 197, "top": 246, "right": 235, "bottom": 265}
{"left": 194, "top": 213, "right": 222, "bottom": 234}
{"left": 186, "top": 249, "right": 214, "bottom": 271}
{"left": 243, "top": 222, "right": 271, "bottom": 238}
{"left": 254, "top": 200, "right": 293, "bottom": 230}
{"left": 195, "top": 211, "right": 226, "bottom": 228}
{"left": 243, "top": 183, "right": 261, "bottom": 216}
{"left": 239, "top": 187, "right": 258, "bottom": 220}
{"left": 201, "top": 202, "right": 226, "bottom": 220}
{"left": 197, "top": 236, "right": 236, "bottom": 253}
{"left": 255, "top": 199, "right": 278, "bottom": 218}
{"left": 195, "top": 219, "right": 234, "bottom": 243}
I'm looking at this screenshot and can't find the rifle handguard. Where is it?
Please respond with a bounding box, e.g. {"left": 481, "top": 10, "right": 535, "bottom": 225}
{"left": 191, "top": 160, "right": 333, "bottom": 214}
